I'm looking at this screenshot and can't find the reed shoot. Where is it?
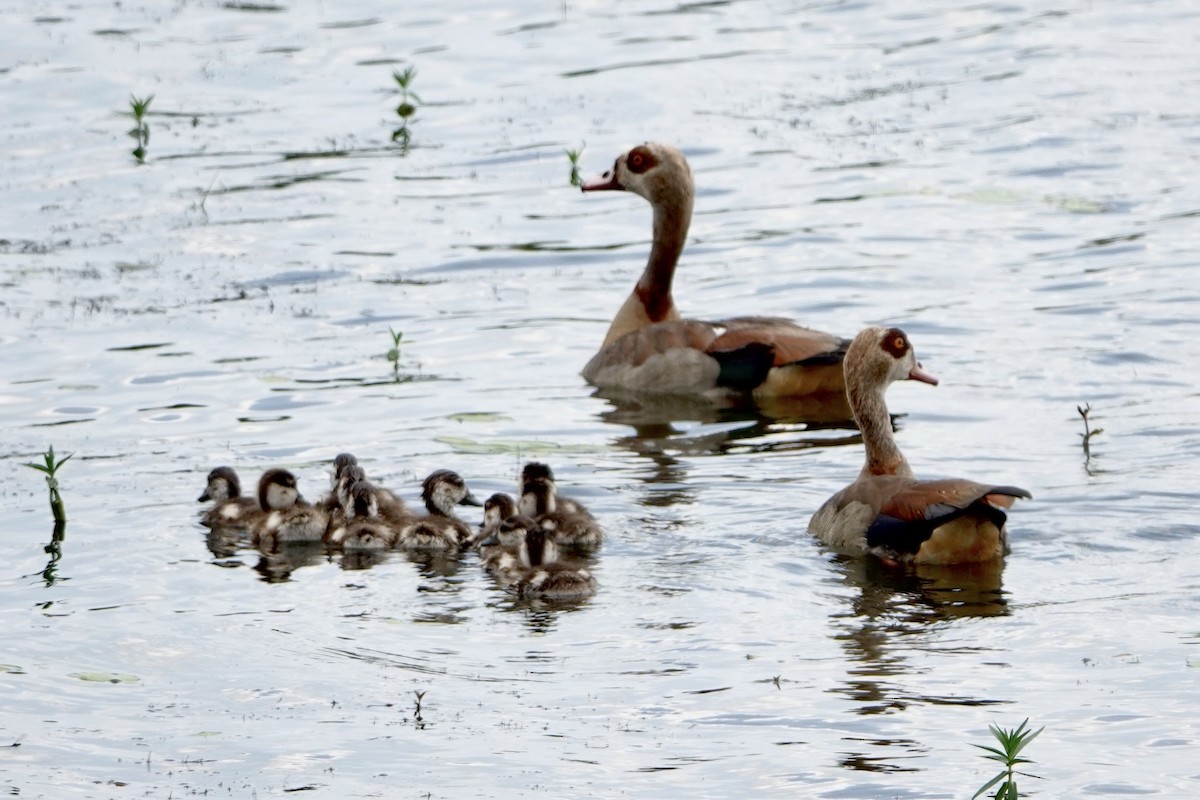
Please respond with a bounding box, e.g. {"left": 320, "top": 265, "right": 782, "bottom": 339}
{"left": 128, "top": 94, "right": 154, "bottom": 163}
{"left": 24, "top": 445, "right": 72, "bottom": 524}
{"left": 972, "top": 718, "right": 1044, "bottom": 800}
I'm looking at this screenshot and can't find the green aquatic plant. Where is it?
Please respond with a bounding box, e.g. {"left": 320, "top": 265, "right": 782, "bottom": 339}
{"left": 24, "top": 445, "right": 72, "bottom": 524}
{"left": 972, "top": 718, "right": 1044, "bottom": 800}
{"left": 391, "top": 66, "right": 421, "bottom": 150}
{"left": 128, "top": 94, "right": 154, "bottom": 163}
{"left": 566, "top": 142, "right": 586, "bottom": 187}
{"left": 412, "top": 689, "right": 427, "bottom": 729}
{"left": 1077, "top": 403, "right": 1103, "bottom": 459}
{"left": 387, "top": 326, "right": 403, "bottom": 379}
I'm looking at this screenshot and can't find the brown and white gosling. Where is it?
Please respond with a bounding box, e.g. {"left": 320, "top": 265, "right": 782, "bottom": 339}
{"left": 251, "top": 468, "right": 330, "bottom": 550}
{"left": 325, "top": 479, "right": 400, "bottom": 551}
{"left": 467, "top": 492, "right": 518, "bottom": 550}
{"left": 394, "top": 469, "right": 481, "bottom": 551}
{"left": 197, "top": 466, "right": 260, "bottom": 528}
{"left": 510, "top": 527, "right": 597, "bottom": 601}
{"left": 520, "top": 473, "right": 603, "bottom": 550}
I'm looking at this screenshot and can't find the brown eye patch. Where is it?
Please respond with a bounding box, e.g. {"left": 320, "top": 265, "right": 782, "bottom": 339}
{"left": 626, "top": 145, "right": 657, "bottom": 174}
{"left": 881, "top": 327, "right": 910, "bottom": 358}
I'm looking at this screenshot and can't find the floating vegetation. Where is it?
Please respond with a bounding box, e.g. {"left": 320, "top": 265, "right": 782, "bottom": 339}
{"left": 1077, "top": 403, "right": 1103, "bottom": 460}
{"left": 566, "top": 142, "right": 585, "bottom": 187}
{"left": 391, "top": 66, "right": 421, "bottom": 151}
{"left": 972, "top": 718, "right": 1044, "bottom": 800}
{"left": 127, "top": 94, "right": 154, "bottom": 163}
{"left": 71, "top": 672, "right": 142, "bottom": 684}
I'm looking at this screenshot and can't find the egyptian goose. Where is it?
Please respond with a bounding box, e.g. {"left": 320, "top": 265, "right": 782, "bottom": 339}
{"left": 580, "top": 142, "right": 848, "bottom": 398}
{"left": 467, "top": 492, "right": 518, "bottom": 550}
{"left": 393, "top": 469, "right": 481, "bottom": 551}
{"left": 519, "top": 474, "right": 603, "bottom": 550}
{"left": 251, "top": 468, "right": 330, "bottom": 550}
{"left": 197, "top": 466, "right": 259, "bottom": 528}
{"left": 478, "top": 512, "right": 538, "bottom": 577}
{"left": 516, "top": 462, "right": 591, "bottom": 515}
{"left": 325, "top": 479, "right": 401, "bottom": 551}
{"left": 808, "top": 327, "right": 1031, "bottom": 564}
{"left": 510, "top": 527, "right": 597, "bottom": 601}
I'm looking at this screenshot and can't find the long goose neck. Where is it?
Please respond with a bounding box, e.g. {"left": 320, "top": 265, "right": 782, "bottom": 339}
{"left": 640, "top": 195, "right": 690, "bottom": 312}
{"left": 849, "top": 379, "right": 913, "bottom": 479}
{"left": 601, "top": 186, "right": 691, "bottom": 346}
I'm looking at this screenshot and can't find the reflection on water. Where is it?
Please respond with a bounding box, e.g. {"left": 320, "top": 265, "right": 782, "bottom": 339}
{"left": 827, "top": 554, "right": 1008, "bottom": 719}
{"left": 252, "top": 542, "right": 328, "bottom": 583}
{"left": 4, "top": 0, "right": 1199, "bottom": 795}
{"left": 596, "top": 389, "right": 861, "bottom": 472}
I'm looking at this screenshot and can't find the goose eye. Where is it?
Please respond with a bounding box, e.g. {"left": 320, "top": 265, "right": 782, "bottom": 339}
{"left": 626, "top": 146, "right": 655, "bottom": 174}
{"left": 880, "top": 327, "right": 910, "bottom": 358}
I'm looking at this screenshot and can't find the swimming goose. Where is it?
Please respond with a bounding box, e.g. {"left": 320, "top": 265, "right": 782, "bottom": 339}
{"left": 520, "top": 475, "right": 603, "bottom": 550}
{"left": 467, "top": 492, "right": 518, "bottom": 550}
{"left": 323, "top": 457, "right": 409, "bottom": 523}
{"left": 394, "top": 469, "right": 482, "bottom": 551}
{"left": 197, "top": 466, "right": 259, "bottom": 527}
{"left": 807, "top": 326, "right": 1031, "bottom": 564}
{"left": 511, "top": 527, "right": 597, "bottom": 601}
{"left": 580, "top": 142, "right": 849, "bottom": 399}
{"left": 479, "top": 513, "right": 539, "bottom": 578}
{"left": 251, "top": 468, "right": 330, "bottom": 550}
{"left": 325, "top": 479, "right": 400, "bottom": 551}
{"left": 516, "top": 462, "right": 592, "bottom": 517}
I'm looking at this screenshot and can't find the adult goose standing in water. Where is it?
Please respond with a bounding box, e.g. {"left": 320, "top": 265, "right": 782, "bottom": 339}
{"left": 807, "top": 326, "right": 1031, "bottom": 564}
{"left": 580, "top": 142, "right": 849, "bottom": 399}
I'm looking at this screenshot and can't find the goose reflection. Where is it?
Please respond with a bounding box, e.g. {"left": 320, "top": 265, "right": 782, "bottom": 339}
{"left": 826, "top": 554, "right": 1008, "bottom": 718}
{"left": 592, "top": 389, "right": 862, "bottom": 511}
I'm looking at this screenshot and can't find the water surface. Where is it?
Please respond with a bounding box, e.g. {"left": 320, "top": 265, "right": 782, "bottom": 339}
{"left": 3, "top": 0, "right": 1200, "bottom": 797}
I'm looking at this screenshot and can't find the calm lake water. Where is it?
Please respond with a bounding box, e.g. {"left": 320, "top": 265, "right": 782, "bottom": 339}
{"left": 3, "top": 0, "right": 1199, "bottom": 797}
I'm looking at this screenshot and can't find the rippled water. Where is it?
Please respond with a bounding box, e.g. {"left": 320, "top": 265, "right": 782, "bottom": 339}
{"left": 3, "top": 0, "right": 1200, "bottom": 796}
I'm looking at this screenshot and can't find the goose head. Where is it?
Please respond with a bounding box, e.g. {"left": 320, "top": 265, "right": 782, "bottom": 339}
{"left": 482, "top": 492, "right": 517, "bottom": 531}
{"left": 582, "top": 142, "right": 693, "bottom": 210}
{"left": 519, "top": 476, "right": 556, "bottom": 517}
{"left": 346, "top": 479, "right": 379, "bottom": 519}
{"left": 421, "top": 469, "right": 482, "bottom": 516}
{"left": 336, "top": 463, "right": 367, "bottom": 510}
{"left": 519, "top": 526, "right": 560, "bottom": 568}
{"left": 846, "top": 326, "right": 939, "bottom": 396}
{"left": 199, "top": 466, "right": 241, "bottom": 503}
{"left": 257, "top": 468, "right": 302, "bottom": 512}
{"left": 330, "top": 452, "right": 358, "bottom": 489}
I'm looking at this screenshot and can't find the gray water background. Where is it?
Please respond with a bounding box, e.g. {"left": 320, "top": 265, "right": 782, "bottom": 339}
{"left": 2, "top": 0, "right": 1199, "bottom": 796}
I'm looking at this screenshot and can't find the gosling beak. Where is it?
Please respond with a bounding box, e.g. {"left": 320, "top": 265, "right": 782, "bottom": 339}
{"left": 459, "top": 491, "right": 482, "bottom": 507}
{"left": 198, "top": 490, "right": 212, "bottom": 502}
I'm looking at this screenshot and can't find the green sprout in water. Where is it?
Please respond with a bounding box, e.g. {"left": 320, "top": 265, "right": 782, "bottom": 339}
{"left": 972, "top": 718, "right": 1044, "bottom": 800}
{"left": 566, "top": 142, "right": 586, "bottom": 187}
{"left": 24, "top": 445, "right": 72, "bottom": 524}
{"left": 128, "top": 94, "right": 154, "bottom": 163}
{"left": 391, "top": 66, "right": 422, "bottom": 151}
{"left": 412, "top": 689, "right": 427, "bottom": 730}
{"left": 1077, "top": 403, "right": 1103, "bottom": 460}
{"left": 387, "top": 326, "right": 404, "bottom": 379}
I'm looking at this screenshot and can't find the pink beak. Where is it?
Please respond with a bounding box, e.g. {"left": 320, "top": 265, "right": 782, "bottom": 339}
{"left": 908, "top": 364, "right": 939, "bottom": 386}
{"left": 581, "top": 171, "right": 622, "bottom": 192}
